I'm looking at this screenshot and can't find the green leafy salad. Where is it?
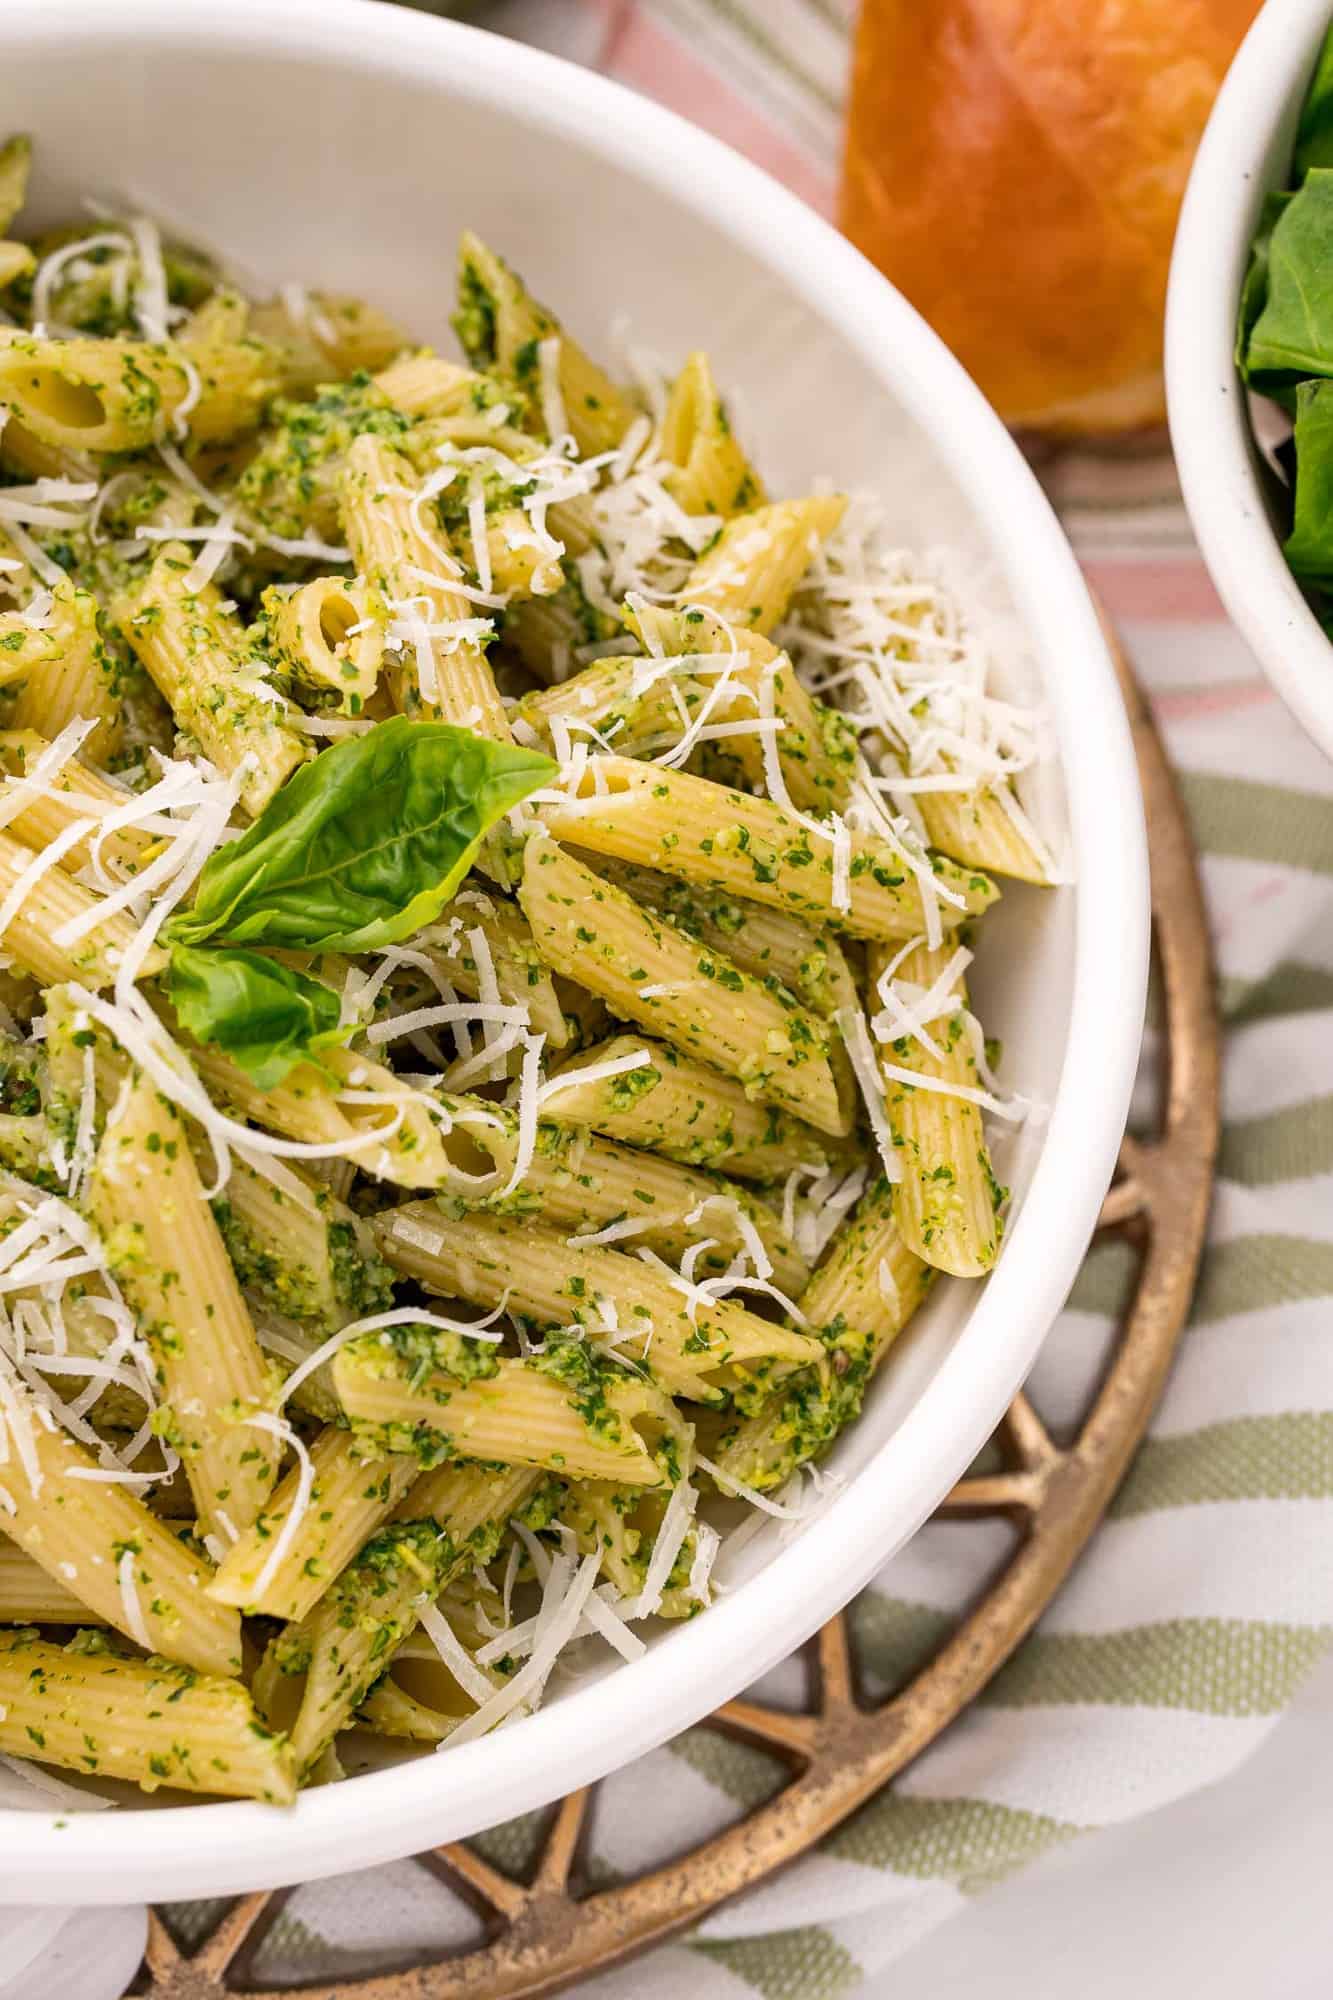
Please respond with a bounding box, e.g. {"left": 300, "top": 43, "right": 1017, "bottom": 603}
{"left": 1238, "top": 20, "right": 1333, "bottom": 611}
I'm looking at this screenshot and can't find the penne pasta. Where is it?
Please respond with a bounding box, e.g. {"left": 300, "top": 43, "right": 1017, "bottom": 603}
{"left": 265, "top": 574, "right": 385, "bottom": 716}
{"left": 338, "top": 432, "right": 511, "bottom": 737}
{"left": 0, "top": 1363, "right": 241, "bottom": 1674}
{"left": 372, "top": 350, "right": 489, "bottom": 420}
{"left": 174, "top": 289, "right": 281, "bottom": 443}
{"left": 0, "top": 329, "right": 192, "bottom": 452}
{"left": 916, "top": 779, "right": 1052, "bottom": 884}
{"left": 258, "top": 1461, "right": 537, "bottom": 1771}
{"left": 455, "top": 232, "right": 636, "bottom": 456}
{"left": 3, "top": 578, "right": 125, "bottom": 766}
{"left": 540, "top": 757, "right": 998, "bottom": 943}
{"left": 868, "top": 939, "right": 1006, "bottom": 1276}
{"left": 111, "top": 544, "right": 310, "bottom": 817}
{"left": 536, "top": 1033, "right": 854, "bottom": 1182}
{"left": 0, "top": 184, "right": 1055, "bottom": 1800}
{"left": 334, "top": 1323, "right": 683, "bottom": 1483}
{"left": 573, "top": 853, "right": 861, "bottom": 1020}
{"left": 681, "top": 495, "right": 848, "bottom": 632}
{"left": 0, "top": 730, "right": 153, "bottom": 877}
{"left": 0, "top": 1534, "right": 102, "bottom": 1624}
{"left": 88, "top": 1070, "right": 284, "bottom": 1538}
{"left": 0, "top": 828, "right": 162, "bottom": 989}
{"left": 709, "top": 1179, "right": 933, "bottom": 1492}
{"left": 659, "top": 351, "right": 765, "bottom": 517}
{"left": 372, "top": 1202, "right": 821, "bottom": 1412}
{"left": 484, "top": 1109, "right": 810, "bottom": 1293}
{"left": 209, "top": 1150, "right": 395, "bottom": 1334}
{"left": 413, "top": 894, "right": 569, "bottom": 1050}
{"left": 208, "top": 1428, "right": 418, "bottom": 1623}
{"left": 0, "top": 1629, "right": 295, "bottom": 1802}
{"left": 519, "top": 836, "right": 854, "bottom": 1136}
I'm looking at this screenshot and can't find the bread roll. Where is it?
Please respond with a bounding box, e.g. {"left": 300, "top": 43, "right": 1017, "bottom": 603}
{"left": 840, "top": 0, "right": 1261, "bottom": 435}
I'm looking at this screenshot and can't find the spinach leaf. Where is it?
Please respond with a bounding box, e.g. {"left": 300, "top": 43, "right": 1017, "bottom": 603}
{"left": 1283, "top": 379, "right": 1333, "bottom": 582}
{"left": 169, "top": 717, "right": 554, "bottom": 953}
{"left": 1294, "top": 27, "right": 1333, "bottom": 181}
{"left": 167, "top": 945, "right": 347, "bottom": 1088}
{"left": 1243, "top": 171, "right": 1333, "bottom": 391}
{"left": 1237, "top": 190, "right": 1295, "bottom": 374}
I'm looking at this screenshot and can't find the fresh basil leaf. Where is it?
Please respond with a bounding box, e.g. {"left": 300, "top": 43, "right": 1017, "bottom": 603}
{"left": 1283, "top": 378, "right": 1333, "bottom": 582}
{"left": 1237, "top": 190, "right": 1295, "bottom": 375}
{"left": 1244, "top": 172, "right": 1333, "bottom": 392}
{"left": 1294, "top": 26, "right": 1333, "bottom": 182}
{"left": 166, "top": 945, "right": 348, "bottom": 1088}
{"left": 169, "top": 717, "right": 554, "bottom": 953}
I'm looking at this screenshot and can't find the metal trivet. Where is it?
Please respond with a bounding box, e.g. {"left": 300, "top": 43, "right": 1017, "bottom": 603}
{"left": 137, "top": 623, "right": 1219, "bottom": 1999}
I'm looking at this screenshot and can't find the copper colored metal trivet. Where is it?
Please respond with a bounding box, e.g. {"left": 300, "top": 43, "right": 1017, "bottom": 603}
{"left": 136, "top": 622, "right": 1219, "bottom": 2000}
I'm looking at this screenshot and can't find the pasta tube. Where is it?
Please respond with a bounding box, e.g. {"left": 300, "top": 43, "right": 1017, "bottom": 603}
{"left": 659, "top": 351, "right": 765, "bottom": 517}
{"left": 710, "top": 1179, "right": 932, "bottom": 1492}
{"left": 0, "top": 731, "right": 153, "bottom": 877}
{"left": 681, "top": 495, "right": 848, "bottom": 632}
{"left": 0, "top": 830, "right": 162, "bottom": 989}
{"left": 916, "top": 781, "right": 1051, "bottom": 885}
{"left": 575, "top": 853, "right": 861, "bottom": 1019}
{"left": 209, "top": 1429, "right": 419, "bottom": 1623}
{"left": 519, "top": 837, "right": 853, "bottom": 1136}
{"left": 258, "top": 1461, "right": 536, "bottom": 1771}
{"left": 0, "top": 135, "right": 30, "bottom": 235}
{"left": 3, "top": 578, "right": 125, "bottom": 765}
{"left": 476, "top": 1106, "right": 810, "bottom": 1292}
{"left": 0, "top": 1536, "right": 101, "bottom": 1624}
{"left": 0, "top": 415, "right": 95, "bottom": 487}
{"left": 0, "top": 1629, "right": 295, "bottom": 1802}
{"left": 209, "top": 1152, "right": 394, "bottom": 1334}
{"left": 0, "top": 330, "right": 192, "bottom": 451}
{"left": 455, "top": 232, "right": 636, "bottom": 456}
{"left": 185, "top": 1037, "right": 512, "bottom": 1197}
{"left": 372, "top": 351, "right": 488, "bottom": 419}
{"left": 174, "top": 289, "right": 280, "bottom": 443}
{"left": 415, "top": 895, "right": 568, "bottom": 1049}
{"left": 629, "top": 602, "right": 856, "bottom": 812}
{"left": 111, "top": 545, "right": 309, "bottom": 817}
{"left": 0, "top": 1365, "right": 241, "bottom": 1674}
{"left": 541, "top": 758, "right": 998, "bottom": 943}
{"left": 373, "top": 1202, "right": 821, "bottom": 1411}
{"left": 538, "top": 1034, "right": 854, "bottom": 1182}
{"left": 301, "top": 293, "right": 408, "bottom": 377}
{"left": 333, "top": 1321, "right": 682, "bottom": 1483}
{"left": 338, "top": 432, "right": 510, "bottom": 737}
{"left": 265, "top": 575, "right": 384, "bottom": 716}
{"left": 88, "top": 1070, "right": 284, "bottom": 1538}
{"left": 868, "top": 939, "right": 1006, "bottom": 1276}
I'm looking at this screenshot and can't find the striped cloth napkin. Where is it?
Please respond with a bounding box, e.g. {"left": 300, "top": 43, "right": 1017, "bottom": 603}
{"left": 80, "top": 5, "right": 1333, "bottom": 1996}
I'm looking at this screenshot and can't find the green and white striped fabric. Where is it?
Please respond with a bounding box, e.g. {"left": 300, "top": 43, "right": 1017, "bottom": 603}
{"left": 144, "top": 5, "right": 1333, "bottom": 1994}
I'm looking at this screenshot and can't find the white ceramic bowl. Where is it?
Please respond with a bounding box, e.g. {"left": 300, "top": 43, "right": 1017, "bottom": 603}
{"left": 0, "top": 0, "right": 1147, "bottom": 1904}
{"left": 1167, "top": 0, "right": 1333, "bottom": 756}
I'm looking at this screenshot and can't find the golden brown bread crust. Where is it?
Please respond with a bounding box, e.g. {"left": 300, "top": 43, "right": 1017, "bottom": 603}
{"left": 839, "top": 0, "right": 1261, "bottom": 435}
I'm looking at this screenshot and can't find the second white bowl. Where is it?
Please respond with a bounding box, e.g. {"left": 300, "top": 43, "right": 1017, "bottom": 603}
{"left": 1168, "top": 0, "right": 1333, "bottom": 757}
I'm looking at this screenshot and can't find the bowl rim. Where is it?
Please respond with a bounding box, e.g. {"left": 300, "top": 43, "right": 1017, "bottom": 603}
{"left": 0, "top": 0, "right": 1148, "bottom": 1903}
{"left": 1166, "top": 0, "right": 1333, "bottom": 756}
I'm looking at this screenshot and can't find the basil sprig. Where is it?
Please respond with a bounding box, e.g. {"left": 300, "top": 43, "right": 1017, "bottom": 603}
{"left": 167, "top": 945, "right": 348, "bottom": 1089}
{"left": 169, "top": 717, "right": 554, "bottom": 953}
{"left": 165, "top": 719, "right": 554, "bottom": 1082}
